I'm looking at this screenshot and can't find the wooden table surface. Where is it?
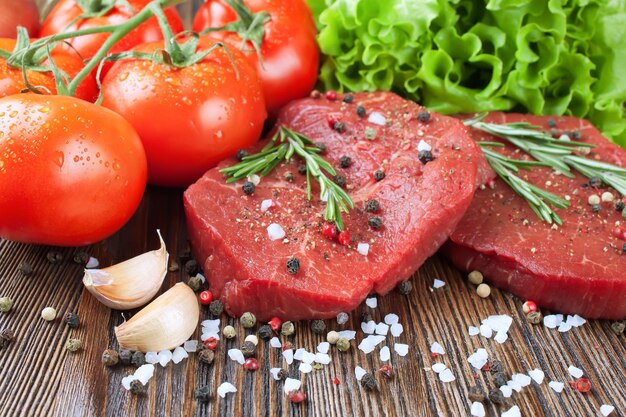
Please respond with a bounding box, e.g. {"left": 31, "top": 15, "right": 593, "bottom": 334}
{"left": 0, "top": 186, "right": 624, "bottom": 417}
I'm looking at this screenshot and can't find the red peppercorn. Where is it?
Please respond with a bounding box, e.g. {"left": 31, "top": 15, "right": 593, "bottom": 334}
{"left": 571, "top": 378, "right": 592, "bottom": 393}
{"left": 325, "top": 90, "right": 337, "bottom": 101}
{"left": 269, "top": 317, "right": 282, "bottom": 332}
{"left": 203, "top": 336, "right": 218, "bottom": 350}
{"left": 338, "top": 231, "right": 350, "bottom": 246}
{"left": 379, "top": 365, "right": 394, "bottom": 379}
{"left": 288, "top": 390, "right": 306, "bottom": 403}
{"left": 431, "top": 352, "right": 439, "bottom": 359}
{"left": 243, "top": 358, "right": 259, "bottom": 371}
{"left": 199, "top": 290, "right": 213, "bottom": 305}
{"left": 327, "top": 112, "right": 341, "bottom": 129}
{"left": 321, "top": 223, "right": 338, "bottom": 240}
{"left": 281, "top": 341, "right": 294, "bottom": 351}
{"left": 310, "top": 90, "right": 321, "bottom": 99}
{"left": 522, "top": 300, "right": 537, "bottom": 314}
{"left": 332, "top": 377, "right": 340, "bottom": 385}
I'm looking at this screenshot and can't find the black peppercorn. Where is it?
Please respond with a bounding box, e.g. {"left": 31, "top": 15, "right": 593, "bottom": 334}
{"left": 547, "top": 118, "right": 557, "bottom": 128}
{"left": 102, "top": 349, "right": 119, "bottom": 366}
{"left": 339, "top": 155, "right": 352, "bottom": 168}
{"left": 241, "top": 341, "right": 256, "bottom": 358}
{"left": 131, "top": 351, "right": 146, "bottom": 367}
{"left": 73, "top": 252, "right": 90, "bottom": 265}
{"left": 258, "top": 324, "right": 273, "bottom": 340}
{"left": 492, "top": 372, "right": 508, "bottom": 388}
{"left": 277, "top": 369, "right": 287, "bottom": 380}
{"left": 130, "top": 380, "right": 146, "bottom": 395}
{"left": 488, "top": 388, "right": 507, "bottom": 405}
{"left": 616, "top": 200, "right": 625, "bottom": 211}
{"left": 284, "top": 171, "right": 295, "bottom": 182}
{"left": 365, "top": 199, "right": 380, "bottom": 213}
{"left": 198, "top": 349, "right": 215, "bottom": 365}
{"left": 287, "top": 257, "right": 300, "bottom": 274}
{"left": 65, "top": 312, "right": 80, "bottom": 329}
{"left": 417, "top": 110, "right": 430, "bottom": 123}
{"left": 368, "top": 216, "right": 383, "bottom": 229}
{"left": 360, "top": 373, "right": 377, "bottom": 391}
{"left": 591, "top": 204, "right": 601, "bottom": 213}
{"left": 316, "top": 142, "right": 327, "bottom": 154}
{"left": 571, "top": 129, "right": 581, "bottom": 140}
{"left": 195, "top": 385, "right": 211, "bottom": 402}
{"left": 184, "top": 259, "right": 199, "bottom": 276}
{"left": 356, "top": 105, "right": 366, "bottom": 118}
{"left": 397, "top": 280, "right": 413, "bottom": 295}
{"left": 242, "top": 181, "right": 255, "bottom": 195}
{"left": 209, "top": 300, "right": 224, "bottom": 316}
{"left": 298, "top": 164, "right": 307, "bottom": 175}
{"left": 46, "top": 251, "right": 64, "bottom": 264}
{"left": 236, "top": 149, "right": 249, "bottom": 161}
{"left": 334, "top": 175, "right": 347, "bottom": 187}
{"left": 489, "top": 360, "right": 503, "bottom": 374}
{"left": 373, "top": 170, "right": 385, "bottom": 181}
{"left": 550, "top": 128, "right": 559, "bottom": 137}
{"left": 118, "top": 349, "right": 132, "bottom": 365}
{"left": 622, "top": 243, "right": 626, "bottom": 254}
{"left": 333, "top": 121, "right": 346, "bottom": 133}
{"left": 18, "top": 261, "right": 33, "bottom": 276}
{"left": 343, "top": 94, "right": 354, "bottom": 104}
{"left": 360, "top": 310, "right": 372, "bottom": 323}
{"left": 0, "top": 328, "right": 15, "bottom": 349}
{"left": 468, "top": 386, "right": 485, "bottom": 402}
{"left": 589, "top": 176, "right": 602, "bottom": 187}
{"left": 418, "top": 150, "right": 434, "bottom": 164}
{"left": 311, "top": 320, "right": 326, "bottom": 334}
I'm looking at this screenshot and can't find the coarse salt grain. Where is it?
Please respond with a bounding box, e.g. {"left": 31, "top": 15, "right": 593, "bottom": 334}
{"left": 317, "top": 342, "right": 330, "bottom": 354}
{"left": 86, "top": 257, "right": 99, "bottom": 268}
{"left": 394, "top": 343, "right": 409, "bottom": 356}
{"left": 267, "top": 223, "right": 285, "bottom": 241}
{"left": 494, "top": 331, "right": 508, "bottom": 344}
{"left": 375, "top": 323, "right": 389, "bottom": 336}
{"left": 301, "top": 351, "right": 317, "bottom": 365}
{"left": 501, "top": 405, "right": 521, "bottom": 417}
{"left": 201, "top": 331, "right": 220, "bottom": 341}
{"left": 337, "top": 330, "right": 356, "bottom": 340}
{"left": 183, "top": 340, "right": 198, "bottom": 353}
{"left": 196, "top": 273, "right": 206, "bottom": 283}
{"left": 600, "top": 405, "right": 615, "bottom": 416}
{"left": 568, "top": 365, "right": 584, "bottom": 378}
{"left": 294, "top": 348, "right": 306, "bottom": 361}
{"left": 134, "top": 364, "right": 155, "bottom": 385}
{"left": 283, "top": 378, "right": 301, "bottom": 394}
{"left": 158, "top": 350, "right": 173, "bottom": 367}
{"left": 121, "top": 376, "right": 134, "bottom": 390}
{"left": 566, "top": 314, "right": 586, "bottom": 327}
{"left": 299, "top": 363, "right": 313, "bottom": 373}
{"left": 357, "top": 243, "right": 369, "bottom": 256}
{"left": 283, "top": 349, "right": 294, "bottom": 365}
{"left": 380, "top": 346, "right": 390, "bottom": 362}
{"left": 315, "top": 353, "right": 331, "bottom": 365}
{"left": 467, "top": 348, "right": 489, "bottom": 369}
{"left": 417, "top": 139, "right": 432, "bottom": 152}
{"left": 270, "top": 337, "right": 282, "bottom": 348}
{"left": 361, "top": 320, "right": 376, "bottom": 334}
{"left": 145, "top": 352, "right": 159, "bottom": 364}
{"left": 433, "top": 279, "right": 445, "bottom": 289}
{"left": 355, "top": 366, "right": 367, "bottom": 381}
{"left": 507, "top": 379, "right": 522, "bottom": 393}
{"left": 483, "top": 314, "right": 513, "bottom": 334}
{"left": 479, "top": 324, "right": 493, "bottom": 338}
{"left": 439, "top": 368, "right": 455, "bottom": 383}
{"left": 468, "top": 326, "right": 480, "bottom": 336}
{"left": 512, "top": 373, "right": 531, "bottom": 387}
{"left": 430, "top": 342, "right": 445, "bottom": 355}
{"left": 549, "top": 381, "right": 564, "bottom": 393}
{"left": 261, "top": 199, "right": 273, "bottom": 212}
{"left": 431, "top": 363, "right": 447, "bottom": 373}
{"left": 390, "top": 323, "right": 403, "bottom": 337}
{"left": 365, "top": 297, "right": 378, "bottom": 308}
{"left": 228, "top": 349, "right": 245, "bottom": 365}
{"left": 470, "top": 401, "right": 486, "bottom": 417}
{"left": 358, "top": 335, "right": 386, "bottom": 354}
{"left": 270, "top": 368, "right": 283, "bottom": 380}
{"left": 557, "top": 321, "right": 572, "bottom": 332}
{"left": 384, "top": 314, "right": 399, "bottom": 325}
{"left": 528, "top": 368, "right": 545, "bottom": 384}
{"left": 368, "top": 112, "right": 386, "bottom": 126}
{"left": 543, "top": 314, "right": 563, "bottom": 329}
{"left": 217, "top": 382, "right": 237, "bottom": 398}
{"left": 172, "top": 346, "right": 188, "bottom": 364}
{"left": 247, "top": 174, "right": 260, "bottom": 185}
{"left": 500, "top": 385, "right": 513, "bottom": 397}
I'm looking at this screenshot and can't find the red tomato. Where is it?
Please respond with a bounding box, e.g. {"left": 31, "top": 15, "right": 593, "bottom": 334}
{"left": 0, "top": 94, "right": 147, "bottom": 246}
{"left": 192, "top": 0, "right": 319, "bottom": 114}
{"left": 0, "top": 38, "right": 98, "bottom": 102}
{"left": 0, "top": 0, "right": 39, "bottom": 38}
{"left": 40, "top": 0, "right": 184, "bottom": 76}
{"left": 101, "top": 36, "right": 267, "bottom": 187}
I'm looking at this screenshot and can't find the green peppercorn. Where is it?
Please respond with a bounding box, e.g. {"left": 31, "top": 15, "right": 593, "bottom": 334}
{"left": 468, "top": 386, "right": 485, "bottom": 402}
{"left": 223, "top": 325, "right": 236, "bottom": 339}
{"left": 610, "top": 321, "right": 625, "bottom": 335}
{"left": 241, "top": 341, "right": 256, "bottom": 358}
{"left": 0, "top": 297, "right": 12, "bottom": 313}
{"left": 18, "top": 261, "right": 33, "bottom": 276}
{"left": 131, "top": 351, "right": 146, "bottom": 367}
{"left": 284, "top": 171, "right": 295, "bottom": 182}
{"left": 397, "top": 280, "right": 413, "bottom": 295}
{"left": 339, "top": 156, "right": 352, "bottom": 168}
{"left": 360, "top": 373, "right": 377, "bottom": 390}
{"left": 468, "top": 270, "right": 484, "bottom": 285}
{"left": 615, "top": 200, "right": 625, "bottom": 212}
{"left": 102, "top": 349, "right": 119, "bottom": 367}
{"left": 281, "top": 321, "right": 295, "bottom": 336}
{"left": 336, "top": 337, "right": 350, "bottom": 352}
{"left": 365, "top": 200, "right": 380, "bottom": 213}
{"left": 46, "top": 251, "right": 64, "bottom": 264}
{"left": 326, "top": 330, "right": 339, "bottom": 344}
{"left": 526, "top": 311, "right": 543, "bottom": 324}
{"left": 130, "top": 380, "right": 146, "bottom": 395}
{"left": 368, "top": 216, "right": 383, "bottom": 229}
{"left": 0, "top": 328, "right": 15, "bottom": 349}
{"left": 489, "top": 360, "right": 503, "bottom": 374}
{"left": 258, "top": 325, "right": 273, "bottom": 340}
{"left": 492, "top": 372, "right": 507, "bottom": 388}
{"left": 198, "top": 349, "right": 215, "bottom": 365}
{"left": 488, "top": 388, "right": 507, "bottom": 405}
{"left": 240, "top": 312, "right": 256, "bottom": 328}
{"left": 242, "top": 181, "right": 255, "bottom": 195}
{"left": 64, "top": 312, "right": 80, "bottom": 328}
{"left": 209, "top": 300, "right": 224, "bottom": 316}
{"left": 311, "top": 320, "right": 326, "bottom": 334}
{"left": 591, "top": 204, "right": 601, "bottom": 213}
{"left": 65, "top": 338, "right": 82, "bottom": 352}
{"left": 286, "top": 257, "right": 301, "bottom": 274}
{"left": 417, "top": 110, "right": 430, "bottom": 123}
{"left": 187, "top": 275, "right": 202, "bottom": 292}
{"left": 195, "top": 385, "right": 211, "bottom": 402}
{"left": 364, "top": 127, "right": 377, "bottom": 140}
{"left": 119, "top": 349, "right": 132, "bottom": 365}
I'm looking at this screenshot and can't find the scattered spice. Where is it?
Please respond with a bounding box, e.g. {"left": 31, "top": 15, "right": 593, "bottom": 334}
{"left": 131, "top": 351, "right": 145, "bottom": 367}
{"left": 373, "top": 170, "right": 385, "bottom": 181}
{"left": 333, "top": 121, "right": 346, "bottom": 133}
{"left": 199, "top": 290, "right": 213, "bottom": 305}
{"left": 46, "top": 251, "right": 64, "bottom": 264}
{"left": 102, "top": 349, "right": 119, "bottom": 366}
{"left": 468, "top": 386, "right": 485, "bottom": 402}
{"left": 284, "top": 171, "right": 295, "bottom": 182}
{"left": 276, "top": 369, "right": 287, "bottom": 380}
{"left": 0, "top": 328, "right": 15, "bottom": 349}
{"left": 337, "top": 231, "right": 351, "bottom": 246}
{"left": 368, "top": 216, "right": 383, "bottom": 229}
{"left": 242, "top": 181, "right": 256, "bottom": 195}
{"left": 130, "top": 380, "right": 146, "bottom": 396}
{"left": 288, "top": 390, "right": 306, "bottom": 403}
{"left": 18, "top": 261, "right": 33, "bottom": 276}
{"left": 168, "top": 261, "right": 179, "bottom": 272}
{"left": 489, "top": 360, "right": 504, "bottom": 374}
{"left": 73, "top": 252, "right": 90, "bottom": 265}
{"left": 184, "top": 259, "right": 200, "bottom": 276}
{"left": 236, "top": 149, "right": 249, "bottom": 161}
{"left": 547, "top": 118, "right": 557, "bottom": 128}
{"left": 591, "top": 204, "right": 601, "bottom": 213}
{"left": 476, "top": 283, "right": 491, "bottom": 298}
{"left": 41, "top": 307, "right": 57, "bottom": 321}
{"left": 310, "top": 90, "right": 321, "bottom": 99}
{"left": 241, "top": 341, "right": 256, "bottom": 358}
{"left": 321, "top": 223, "right": 338, "bottom": 240}
{"left": 526, "top": 311, "right": 543, "bottom": 324}
{"left": 589, "top": 176, "right": 602, "bottom": 188}
{"left": 397, "top": 280, "right": 413, "bottom": 295}
{"left": 119, "top": 349, "right": 132, "bottom": 365}
{"left": 187, "top": 275, "right": 202, "bottom": 292}
{"left": 610, "top": 321, "right": 625, "bottom": 335}
{"left": 243, "top": 358, "right": 259, "bottom": 371}
{"left": 311, "top": 320, "right": 326, "bottom": 334}
{"left": 209, "top": 300, "right": 224, "bottom": 316}
{"left": 65, "top": 312, "right": 80, "bottom": 328}
{"left": 327, "top": 331, "right": 340, "bottom": 344}
{"left": 195, "top": 385, "right": 211, "bottom": 402}
{"left": 0, "top": 297, "right": 12, "bottom": 313}
{"left": 286, "top": 257, "right": 301, "bottom": 274}
{"left": 258, "top": 325, "right": 273, "bottom": 340}
{"left": 336, "top": 337, "right": 350, "bottom": 352}
{"left": 336, "top": 312, "right": 349, "bottom": 325}
{"left": 281, "top": 321, "right": 295, "bottom": 336}
{"left": 325, "top": 90, "right": 337, "bottom": 101}
{"left": 339, "top": 156, "right": 352, "bottom": 168}
{"left": 417, "top": 110, "right": 430, "bottom": 123}
{"left": 468, "top": 270, "right": 484, "bottom": 285}
{"left": 203, "top": 337, "right": 218, "bottom": 350}
{"left": 572, "top": 129, "right": 582, "bottom": 139}
{"left": 488, "top": 388, "right": 507, "bottom": 405}
{"left": 298, "top": 164, "right": 307, "bottom": 175}
{"left": 360, "top": 373, "right": 377, "bottom": 390}
{"left": 269, "top": 317, "right": 282, "bottom": 332}
{"left": 223, "top": 325, "right": 236, "bottom": 339}
{"left": 65, "top": 338, "right": 82, "bottom": 352}
{"left": 364, "top": 127, "right": 377, "bottom": 140}
{"left": 572, "top": 377, "right": 592, "bottom": 393}
{"left": 379, "top": 365, "right": 395, "bottom": 379}
{"left": 616, "top": 200, "right": 625, "bottom": 212}
{"left": 333, "top": 377, "right": 340, "bottom": 385}
{"left": 492, "top": 372, "right": 508, "bottom": 388}
{"left": 343, "top": 93, "right": 354, "bottom": 103}
{"left": 198, "top": 349, "right": 215, "bottom": 365}
{"left": 356, "top": 105, "right": 366, "bottom": 118}
{"left": 245, "top": 335, "right": 259, "bottom": 346}
{"left": 522, "top": 301, "right": 537, "bottom": 314}
{"left": 240, "top": 312, "right": 257, "bottom": 328}
{"left": 334, "top": 175, "right": 347, "bottom": 187}
{"left": 316, "top": 142, "right": 327, "bottom": 154}
{"left": 360, "top": 309, "right": 372, "bottom": 322}
{"left": 418, "top": 150, "right": 434, "bottom": 164}
{"left": 365, "top": 200, "right": 380, "bottom": 213}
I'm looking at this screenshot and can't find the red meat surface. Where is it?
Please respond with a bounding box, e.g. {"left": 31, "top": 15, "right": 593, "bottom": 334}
{"left": 184, "top": 92, "right": 480, "bottom": 320}
{"left": 444, "top": 113, "right": 626, "bottom": 320}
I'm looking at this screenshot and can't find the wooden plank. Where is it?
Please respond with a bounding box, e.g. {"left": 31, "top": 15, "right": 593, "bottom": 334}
{"left": 0, "top": 186, "right": 624, "bottom": 417}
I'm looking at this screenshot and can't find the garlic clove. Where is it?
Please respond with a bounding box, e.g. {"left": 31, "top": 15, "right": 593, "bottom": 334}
{"left": 115, "top": 283, "right": 199, "bottom": 352}
{"left": 83, "top": 230, "right": 168, "bottom": 310}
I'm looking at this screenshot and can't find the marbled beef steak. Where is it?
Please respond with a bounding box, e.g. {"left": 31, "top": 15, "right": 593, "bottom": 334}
{"left": 445, "top": 113, "right": 626, "bottom": 320}
{"left": 184, "top": 92, "right": 480, "bottom": 320}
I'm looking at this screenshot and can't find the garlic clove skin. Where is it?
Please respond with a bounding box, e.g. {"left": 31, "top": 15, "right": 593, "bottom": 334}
{"left": 115, "top": 283, "right": 199, "bottom": 352}
{"left": 83, "top": 230, "right": 168, "bottom": 310}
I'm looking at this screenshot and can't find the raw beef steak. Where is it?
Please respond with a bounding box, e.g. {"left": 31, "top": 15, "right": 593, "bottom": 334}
{"left": 184, "top": 92, "right": 480, "bottom": 320}
{"left": 445, "top": 113, "right": 626, "bottom": 320}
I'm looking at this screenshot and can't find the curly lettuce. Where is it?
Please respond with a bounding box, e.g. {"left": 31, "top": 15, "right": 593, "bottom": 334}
{"left": 309, "top": 0, "right": 626, "bottom": 145}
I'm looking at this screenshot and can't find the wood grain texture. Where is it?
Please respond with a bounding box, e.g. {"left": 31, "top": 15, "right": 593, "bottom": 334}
{"left": 0, "top": 186, "right": 625, "bottom": 417}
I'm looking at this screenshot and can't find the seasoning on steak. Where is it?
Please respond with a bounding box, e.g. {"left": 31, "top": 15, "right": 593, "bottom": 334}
{"left": 184, "top": 92, "right": 480, "bottom": 320}
{"left": 444, "top": 113, "right": 626, "bottom": 320}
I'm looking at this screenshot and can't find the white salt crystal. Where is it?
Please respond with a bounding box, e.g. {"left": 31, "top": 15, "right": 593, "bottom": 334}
{"left": 217, "top": 382, "right": 237, "bottom": 398}
{"left": 228, "top": 349, "right": 245, "bottom": 365}
{"left": 417, "top": 139, "right": 432, "bottom": 152}
{"left": 361, "top": 320, "right": 376, "bottom": 334}
{"left": 183, "top": 340, "right": 198, "bottom": 353}
{"left": 431, "top": 363, "right": 447, "bottom": 374}
{"left": 270, "top": 337, "right": 282, "bottom": 348}
{"left": 267, "top": 223, "right": 285, "bottom": 241}
{"left": 390, "top": 323, "right": 403, "bottom": 337}
{"left": 494, "top": 331, "right": 509, "bottom": 344}
{"left": 501, "top": 405, "right": 521, "bottom": 417}
{"left": 468, "top": 326, "right": 480, "bottom": 336}
{"left": 483, "top": 314, "right": 513, "bottom": 333}
{"left": 384, "top": 314, "right": 399, "bottom": 325}
{"left": 145, "top": 352, "right": 159, "bottom": 364}
{"left": 134, "top": 364, "right": 155, "bottom": 385}
{"left": 355, "top": 366, "right": 367, "bottom": 381}
{"left": 86, "top": 257, "right": 99, "bottom": 268}
{"left": 433, "top": 279, "right": 445, "bottom": 289}
{"left": 248, "top": 174, "right": 260, "bottom": 185}
{"left": 358, "top": 335, "right": 386, "bottom": 354}
{"left": 528, "top": 368, "right": 544, "bottom": 384}
{"left": 261, "top": 199, "right": 273, "bottom": 212}
{"left": 196, "top": 273, "right": 206, "bottom": 284}
{"left": 172, "top": 346, "right": 188, "bottom": 364}
{"left": 201, "top": 331, "right": 220, "bottom": 341}
{"left": 121, "top": 375, "right": 135, "bottom": 390}
{"left": 380, "top": 346, "right": 390, "bottom": 362}
{"left": 543, "top": 314, "right": 563, "bottom": 329}
{"left": 470, "top": 401, "right": 485, "bottom": 417}
{"left": 365, "top": 297, "right": 378, "bottom": 308}
{"left": 430, "top": 342, "right": 445, "bottom": 355}
{"left": 568, "top": 365, "right": 583, "bottom": 378}
{"left": 566, "top": 314, "right": 586, "bottom": 327}
{"left": 439, "top": 368, "right": 456, "bottom": 382}
{"left": 368, "top": 112, "right": 386, "bottom": 126}
{"left": 557, "top": 321, "right": 572, "bottom": 332}
{"left": 201, "top": 319, "right": 221, "bottom": 330}
{"left": 270, "top": 368, "right": 283, "bottom": 380}
{"left": 507, "top": 379, "right": 522, "bottom": 392}
{"left": 549, "top": 381, "right": 564, "bottom": 393}
{"left": 338, "top": 330, "right": 356, "bottom": 340}
{"left": 293, "top": 348, "right": 306, "bottom": 361}
{"left": 317, "top": 342, "right": 330, "bottom": 354}
{"left": 315, "top": 353, "right": 331, "bottom": 365}
{"left": 283, "top": 349, "right": 294, "bottom": 365}
{"left": 299, "top": 363, "right": 313, "bottom": 373}
{"left": 301, "top": 351, "right": 317, "bottom": 365}
{"left": 158, "top": 350, "right": 173, "bottom": 367}
{"left": 394, "top": 343, "right": 409, "bottom": 356}
{"left": 283, "top": 378, "right": 301, "bottom": 394}
{"left": 479, "top": 324, "right": 493, "bottom": 338}
{"left": 375, "top": 323, "right": 389, "bottom": 336}
{"left": 500, "top": 385, "right": 513, "bottom": 397}
{"left": 600, "top": 405, "right": 615, "bottom": 416}
{"left": 467, "top": 348, "right": 489, "bottom": 369}
{"left": 357, "top": 243, "right": 369, "bottom": 256}
{"left": 512, "top": 373, "right": 531, "bottom": 387}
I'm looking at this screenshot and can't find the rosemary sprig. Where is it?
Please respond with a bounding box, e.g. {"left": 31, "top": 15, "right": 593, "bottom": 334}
{"left": 220, "top": 126, "right": 355, "bottom": 231}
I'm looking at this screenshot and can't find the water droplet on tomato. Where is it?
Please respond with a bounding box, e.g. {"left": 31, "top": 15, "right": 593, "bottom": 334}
{"left": 38, "top": 106, "right": 50, "bottom": 113}
{"left": 9, "top": 111, "right": 17, "bottom": 118}
{"left": 119, "top": 72, "right": 129, "bottom": 81}
{"left": 73, "top": 156, "right": 79, "bottom": 162}
{"left": 53, "top": 151, "right": 64, "bottom": 168}
{"left": 112, "top": 162, "right": 120, "bottom": 170}
{"left": 214, "top": 130, "right": 223, "bottom": 139}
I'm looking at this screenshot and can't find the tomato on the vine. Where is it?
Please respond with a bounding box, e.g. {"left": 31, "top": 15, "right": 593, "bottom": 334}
{"left": 0, "top": 94, "right": 147, "bottom": 246}
{"left": 0, "top": 0, "right": 39, "bottom": 38}
{"left": 101, "top": 36, "right": 267, "bottom": 187}
{"left": 192, "top": 0, "right": 319, "bottom": 114}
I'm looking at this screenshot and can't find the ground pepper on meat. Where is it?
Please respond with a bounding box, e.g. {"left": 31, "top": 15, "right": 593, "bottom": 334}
{"left": 286, "top": 258, "right": 301, "bottom": 274}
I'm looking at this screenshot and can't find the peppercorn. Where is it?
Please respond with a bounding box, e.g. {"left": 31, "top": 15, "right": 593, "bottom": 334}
{"left": 338, "top": 155, "right": 352, "bottom": 168}
{"left": 73, "top": 251, "right": 90, "bottom": 265}
{"left": 356, "top": 105, "right": 366, "bottom": 117}
{"left": 223, "top": 325, "right": 236, "bottom": 339}
{"left": 572, "top": 377, "right": 591, "bottom": 393}
{"left": 64, "top": 311, "right": 80, "bottom": 328}
{"left": 616, "top": 200, "right": 625, "bottom": 212}
{"left": 364, "top": 127, "right": 377, "bottom": 140}
{"left": 526, "top": 311, "right": 543, "bottom": 324}
{"left": 184, "top": 259, "right": 200, "bottom": 275}
{"left": 571, "top": 129, "right": 581, "bottom": 140}
{"left": 591, "top": 204, "right": 601, "bottom": 213}
{"left": 195, "top": 385, "right": 211, "bottom": 402}
{"left": 0, "top": 297, "right": 12, "bottom": 313}
{"left": 488, "top": 388, "right": 507, "bottom": 405}
{"left": 286, "top": 257, "right": 301, "bottom": 275}
{"left": 298, "top": 164, "right": 307, "bottom": 175}
{"left": 337, "top": 231, "right": 351, "bottom": 246}
{"left": 327, "top": 331, "right": 340, "bottom": 344}
{"left": 336, "top": 337, "right": 350, "bottom": 352}
{"left": 41, "top": 307, "right": 57, "bottom": 321}
{"left": 368, "top": 216, "right": 383, "bottom": 229}
{"left": 360, "top": 310, "right": 372, "bottom": 323}
{"left": 342, "top": 93, "right": 354, "bottom": 104}
{"left": 102, "top": 349, "right": 119, "bottom": 366}
{"left": 187, "top": 275, "right": 202, "bottom": 292}
{"left": 311, "top": 320, "right": 326, "bottom": 334}
{"left": 242, "top": 181, "right": 255, "bottom": 195}
{"left": 476, "top": 283, "right": 491, "bottom": 298}
{"left": 550, "top": 128, "right": 559, "bottom": 137}
{"left": 240, "top": 312, "right": 256, "bottom": 328}
{"left": 336, "top": 312, "right": 349, "bottom": 325}
{"left": 547, "top": 118, "right": 557, "bottom": 128}
{"left": 522, "top": 301, "right": 537, "bottom": 314}
{"left": 316, "top": 142, "right": 327, "bottom": 154}
{"left": 468, "top": 270, "right": 484, "bottom": 285}
{"left": 203, "top": 336, "right": 218, "bottom": 350}
{"left": 198, "top": 348, "right": 215, "bottom": 365}
{"left": 241, "top": 341, "right": 256, "bottom": 358}
{"left": 236, "top": 149, "right": 249, "bottom": 161}
{"left": 257, "top": 324, "right": 272, "bottom": 340}
{"left": 130, "top": 380, "right": 146, "bottom": 396}
{"left": 418, "top": 150, "right": 434, "bottom": 164}
{"left": 622, "top": 243, "right": 626, "bottom": 254}
{"left": 0, "top": 328, "right": 15, "bottom": 349}
{"left": 199, "top": 290, "right": 213, "bottom": 305}
{"left": 360, "top": 373, "right": 377, "bottom": 390}
{"left": 243, "top": 357, "right": 259, "bottom": 371}
{"left": 589, "top": 176, "right": 602, "bottom": 187}
{"left": 310, "top": 90, "right": 321, "bottom": 99}
{"left": 119, "top": 349, "right": 132, "bottom": 365}
{"left": 168, "top": 261, "right": 179, "bottom": 272}
{"left": 492, "top": 372, "right": 508, "bottom": 387}
{"left": 283, "top": 171, "right": 295, "bottom": 182}
{"left": 18, "top": 261, "right": 33, "bottom": 276}
{"left": 325, "top": 90, "right": 337, "bottom": 101}
{"left": 379, "top": 365, "right": 395, "bottom": 379}
{"left": 468, "top": 386, "right": 485, "bottom": 402}
{"left": 321, "top": 223, "right": 338, "bottom": 240}
{"left": 333, "top": 121, "right": 346, "bottom": 133}
{"left": 373, "top": 170, "right": 385, "bottom": 181}
{"left": 365, "top": 200, "right": 380, "bottom": 213}
{"left": 46, "top": 251, "right": 63, "bottom": 264}
{"left": 131, "top": 351, "right": 145, "bottom": 367}
{"left": 334, "top": 175, "right": 347, "bottom": 187}
{"left": 489, "top": 360, "right": 504, "bottom": 374}
{"left": 209, "top": 300, "right": 224, "bottom": 316}
{"left": 281, "top": 321, "right": 295, "bottom": 336}
{"left": 268, "top": 317, "right": 282, "bottom": 332}
{"left": 289, "top": 390, "right": 306, "bottom": 403}
{"left": 65, "top": 338, "right": 82, "bottom": 352}
{"left": 610, "top": 321, "right": 625, "bottom": 335}
{"left": 397, "top": 280, "right": 413, "bottom": 295}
